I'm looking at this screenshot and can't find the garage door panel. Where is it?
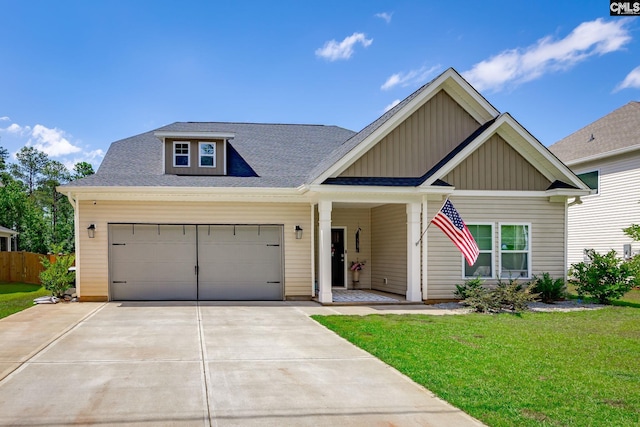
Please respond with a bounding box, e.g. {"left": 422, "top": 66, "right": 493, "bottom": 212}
{"left": 198, "top": 225, "right": 283, "bottom": 300}
{"left": 109, "top": 224, "right": 283, "bottom": 301}
{"left": 109, "top": 224, "right": 197, "bottom": 300}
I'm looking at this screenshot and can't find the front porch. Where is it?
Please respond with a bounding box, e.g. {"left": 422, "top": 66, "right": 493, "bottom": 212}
{"left": 312, "top": 198, "right": 429, "bottom": 304}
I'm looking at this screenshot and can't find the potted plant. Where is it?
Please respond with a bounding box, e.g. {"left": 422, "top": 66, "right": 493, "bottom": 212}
{"left": 350, "top": 260, "right": 366, "bottom": 283}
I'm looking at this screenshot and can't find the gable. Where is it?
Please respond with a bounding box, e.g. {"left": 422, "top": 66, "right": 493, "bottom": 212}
{"left": 338, "top": 90, "right": 480, "bottom": 178}
{"left": 441, "top": 133, "right": 551, "bottom": 191}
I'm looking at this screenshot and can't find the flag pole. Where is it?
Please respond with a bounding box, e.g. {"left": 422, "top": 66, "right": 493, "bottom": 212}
{"left": 415, "top": 197, "right": 449, "bottom": 246}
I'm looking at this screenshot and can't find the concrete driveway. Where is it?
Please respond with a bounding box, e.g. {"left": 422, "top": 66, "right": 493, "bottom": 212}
{"left": 0, "top": 301, "right": 484, "bottom": 426}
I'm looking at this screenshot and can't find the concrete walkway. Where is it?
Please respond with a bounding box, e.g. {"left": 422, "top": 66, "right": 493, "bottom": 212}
{"left": 0, "top": 301, "right": 483, "bottom": 426}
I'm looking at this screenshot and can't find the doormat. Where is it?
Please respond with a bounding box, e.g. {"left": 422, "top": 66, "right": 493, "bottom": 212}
{"left": 332, "top": 290, "right": 400, "bottom": 303}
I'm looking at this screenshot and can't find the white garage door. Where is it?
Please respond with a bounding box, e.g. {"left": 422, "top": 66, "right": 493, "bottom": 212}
{"left": 109, "top": 224, "right": 283, "bottom": 301}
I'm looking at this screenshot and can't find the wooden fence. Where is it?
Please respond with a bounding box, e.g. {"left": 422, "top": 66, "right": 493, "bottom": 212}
{"left": 0, "top": 252, "right": 59, "bottom": 285}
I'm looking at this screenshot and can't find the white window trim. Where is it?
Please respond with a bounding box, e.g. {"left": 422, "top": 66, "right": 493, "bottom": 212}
{"left": 173, "top": 141, "right": 190, "bottom": 168}
{"left": 199, "top": 142, "right": 217, "bottom": 168}
{"left": 462, "top": 222, "right": 495, "bottom": 279}
{"left": 576, "top": 169, "right": 600, "bottom": 196}
{"left": 498, "top": 222, "right": 532, "bottom": 280}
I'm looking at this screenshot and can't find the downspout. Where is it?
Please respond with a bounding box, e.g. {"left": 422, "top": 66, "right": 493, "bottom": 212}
{"left": 567, "top": 196, "right": 582, "bottom": 207}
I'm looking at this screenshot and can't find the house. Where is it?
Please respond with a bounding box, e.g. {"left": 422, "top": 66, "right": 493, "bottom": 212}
{"left": 58, "top": 68, "right": 590, "bottom": 303}
{"left": 548, "top": 102, "right": 640, "bottom": 267}
{"left": 0, "top": 226, "right": 17, "bottom": 252}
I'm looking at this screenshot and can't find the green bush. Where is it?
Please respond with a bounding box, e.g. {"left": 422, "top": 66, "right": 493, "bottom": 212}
{"left": 453, "top": 277, "right": 485, "bottom": 300}
{"left": 569, "top": 249, "right": 634, "bottom": 304}
{"left": 456, "top": 278, "right": 535, "bottom": 313}
{"left": 39, "top": 246, "right": 75, "bottom": 298}
{"left": 531, "top": 272, "right": 566, "bottom": 303}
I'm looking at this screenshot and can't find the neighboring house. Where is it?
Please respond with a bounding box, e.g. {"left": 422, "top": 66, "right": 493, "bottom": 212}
{"left": 58, "top": 68, "right": 589, "bottom": 303}
{"left": 0, "top": 226, "right": 18, "bottom": 252}
{"left": 548, "top": 101, "right": 640, "bottom": 267}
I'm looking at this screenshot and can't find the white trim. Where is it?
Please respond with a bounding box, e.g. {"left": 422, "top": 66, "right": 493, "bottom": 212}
{"left": 154, "top": 131, "right": 235, "bottom": 139}
{"left": 498, "top": 222, "right": 532, "bottom": 280}
{"left": 173, "top": 141, "right": 190, "bottom": 168}
{"left": 406, "top": 202, "right": 422, "bottom": 301}
{"left": 565, "top": 144, "right": 640, "bottom": 167}
{"left": 317, "top": 200, "right": 333, "bottom": 303}
{"left": 312, "top": 69, "right": 498, "bottom": 185}
{"left": 223, "top": 139, "right": 228, "bottom": 175}
{"left": 331, "top": 226, "right": 348, "bottom": 289}
{"left": 161, "top": 138, "right": 166, "bottom": 174}
{"left": 310, "top": 204, "right": 316, "bottom": 296}
{"left": 463, "top": 222, "right": 495, "bottom": 280}
{"left": 198, "top": 141, "right": 217, "bottom": 168}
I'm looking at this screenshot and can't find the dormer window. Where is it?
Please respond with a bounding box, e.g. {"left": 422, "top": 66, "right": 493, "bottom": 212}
{"left": 199, "top": 142, "right": 216, "bottom": 167}
{"left": 173, "top": 142, "right": 190, "bottom": 167}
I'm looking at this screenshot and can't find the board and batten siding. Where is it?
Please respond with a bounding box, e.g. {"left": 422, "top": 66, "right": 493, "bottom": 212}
{"left": 339, "top": 90, "right": 480, "bottom": 178}
{"left": 332, "top": 208, "right": 372, "bottom": 288}
{"left": 371, "top": 204, "right": 407, "bottom": 295}
{"left": 76, "top": 200, "right": 312, "bottom": 300}
{"left": 442, "top": 134, "right": 551, "bottom": 191}
{"left": 426, "top": 196, "right": 565, "bottom": 300}
{"left": 566, "top": 151, "right": 640, "bottom": 267}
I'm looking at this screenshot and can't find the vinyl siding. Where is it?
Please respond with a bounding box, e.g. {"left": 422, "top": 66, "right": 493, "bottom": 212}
{"left": 426, "top": 196, "right": 565, "bottom": 299}
{"left": 164, "top": 139, "right": 225, "bottom": 175}
{"left": 340, "top": 90, "right": 480, "bottom": 177}
{"left": 332, "top": 208, "right": 372, "bottom": 288}
{"left": 442, "top": 134, "right": 551, "bottom": 190}
{"left": 371, "top": 204, "right": 407, "bottom": 295}
{"left": 566, "top": 151, "right": 640, "bottom": 266}
{"left": 76, "top": 200, "right": 312, "bottom": 300}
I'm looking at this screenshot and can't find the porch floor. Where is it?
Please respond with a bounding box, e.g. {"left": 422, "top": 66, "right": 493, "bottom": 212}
{"left": 318, "top": 289, "right": 424, "bottom": 306}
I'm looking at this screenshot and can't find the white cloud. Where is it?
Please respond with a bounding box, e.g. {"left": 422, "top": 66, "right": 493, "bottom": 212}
{"left": 614, "top": 65, "right": 640, "bottom": 91}
{"left": 375, "top": 12, "right": 393, "bottom": 23}
{"left": 463, "top": 18, "right": 632, "bottom": 92}
{"left": 63, "top": 149, "right": 105, "bottom": 171}
{"left": 383, "top": 99, "right": 401, "bottom": 112}
{"left": 381, "top": 64, "right": 441, "bottom": 90}
{"left": 315, "top": 32, "right": 373, "bottom": 61}
{"left": 0, "top": 116, "right": 9, "bottom": 121}
{"left": 29, "top": 124, "right": 82, "bottom": 157}
{"left": 1, "top": 123, "right": 31, "bottom": 136}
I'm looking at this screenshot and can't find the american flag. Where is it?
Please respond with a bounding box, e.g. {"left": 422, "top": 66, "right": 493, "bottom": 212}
{"left": 431, "top": 199, "right": 479, "bottom": 266}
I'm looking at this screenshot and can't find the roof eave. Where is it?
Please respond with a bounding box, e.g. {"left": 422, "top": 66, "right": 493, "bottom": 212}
{"left": 564, "top": 143, "right": 640, "bottom": 167}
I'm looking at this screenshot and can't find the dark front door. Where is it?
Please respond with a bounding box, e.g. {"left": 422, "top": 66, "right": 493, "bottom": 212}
{"left": 331, "top": 228, "right": 345, "bottom": 286}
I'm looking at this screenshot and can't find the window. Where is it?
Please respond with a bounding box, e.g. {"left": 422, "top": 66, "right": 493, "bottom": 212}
{"left": 173, "top": 142, "right": 190, "bottom": 167}
{"left": 577, "top": 170, "right": 599, "bottom": 194}
{"left": 500, "top": 224, "right": 530, "bottom": 279}
{"left": 464, "top": 224, "right": 493, "bottom": 278}
{"left": 199, "top": 142, "right": 216, "bottom": 167}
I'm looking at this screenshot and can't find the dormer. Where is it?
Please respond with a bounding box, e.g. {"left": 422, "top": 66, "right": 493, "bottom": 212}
{"left": 155, "top": 131, "right": 235, "bottom": 176}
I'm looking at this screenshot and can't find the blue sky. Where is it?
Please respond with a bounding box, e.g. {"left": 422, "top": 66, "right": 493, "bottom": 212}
{"left": 1, "top": 1, "right": 639, "bottom": 171}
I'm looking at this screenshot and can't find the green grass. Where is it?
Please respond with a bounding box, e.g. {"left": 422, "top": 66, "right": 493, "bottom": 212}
{"left": 312, "top": 308, "right": 640, "bottom": 427}
{"left": 567, "top": 285, "right": 640, "bottom": 308}
{"left": 0, "top": 282, "right": 51, "bottom": 319}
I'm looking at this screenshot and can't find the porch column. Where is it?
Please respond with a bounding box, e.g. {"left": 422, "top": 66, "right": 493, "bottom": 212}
{"left": 318, "top": 200, "right": 333, "bottom": 303}
{"left": 6, "top": 236, "right": 11, "bottom": 252}
{"left": 421, "top": 198, "right": 429, "bottom": 300}
{"left": 406, "top": 202, "right": 422, "bottom": 302}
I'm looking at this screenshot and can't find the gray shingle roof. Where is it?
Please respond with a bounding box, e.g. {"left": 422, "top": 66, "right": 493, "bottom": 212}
{"left": 62, "top": 123, "right": 355, "bottom": 188}
{"left": 548, "top": 101, "right": 640, "bottom": 164}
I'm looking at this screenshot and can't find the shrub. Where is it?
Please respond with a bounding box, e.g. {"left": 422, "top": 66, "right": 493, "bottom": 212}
{"left": 569, "top": 249, "right": 634, "bottom": 304}
{"left": 454, "top": 277, "right": 485, "bottom": 300}
{"left": 456, "top": 277, "right": 535, "bottom": 313}
{"left": 492, "top": 278, "right": 537, "bottom": 313}
{"left": 531, "top": 272, "right": 566, "bottom": 303}
{"left": 39, "top": 246, "right": 75, "bottom": 298}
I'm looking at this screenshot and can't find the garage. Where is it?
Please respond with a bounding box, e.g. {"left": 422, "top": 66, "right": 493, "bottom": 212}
{"left": 108, "top": 224, "right": 283, "bottom": 301}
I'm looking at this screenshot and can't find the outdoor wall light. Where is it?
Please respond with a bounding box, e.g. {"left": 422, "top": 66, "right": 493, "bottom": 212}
{"left": 87, "top": 224, "right": 96, "bottom": 238}
{"left": 295, "top": 225, "right": 303, "bottom": 240}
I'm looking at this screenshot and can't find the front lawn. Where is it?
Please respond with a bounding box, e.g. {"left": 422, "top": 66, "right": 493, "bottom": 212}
{"left": 0, "top": 282, "right": 50, "bottom": 319}
{"left": 313, "top": 307, "right": 640, "bottom": 427}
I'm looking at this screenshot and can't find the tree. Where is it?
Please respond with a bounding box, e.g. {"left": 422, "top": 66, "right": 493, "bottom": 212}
{"left": 0, "top": 176, "right": 48, "bottom": 253}
{"left": 10, "top": 147, "right": 49, "bottom": 195}
{"left": 38, "top": 160, "right": 72, "bottom": 249}
{"left": 0, "top": 145, "right": 8, "bottom": 171}
{"left": 72, "top": 161, "right": 95, "bottom": 179}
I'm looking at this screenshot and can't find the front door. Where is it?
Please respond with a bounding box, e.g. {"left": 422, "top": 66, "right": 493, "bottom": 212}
{"left": 331, "top": 228, "right": 345, "bottom": 287}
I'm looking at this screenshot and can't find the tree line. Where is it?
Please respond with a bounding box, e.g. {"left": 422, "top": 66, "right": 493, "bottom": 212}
{"left": 0, "top": 145, "right": 94, "bottom": 253}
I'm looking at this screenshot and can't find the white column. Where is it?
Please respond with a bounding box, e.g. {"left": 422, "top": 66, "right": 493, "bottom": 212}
{"left": 421, "top": 198, "right": 429, "bottom": 300}
{"left": 6, "top": 236, "right": 11, "bottom": 252}
{"left": 317, "top": 200, "right": 333, "bottom": 303}
{"left": 406, "top": 202, "right": 422, "bottom": 302}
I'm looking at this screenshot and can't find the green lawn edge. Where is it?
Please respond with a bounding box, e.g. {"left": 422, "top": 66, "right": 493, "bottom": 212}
{"left": 0, "top": 282, "right": 51, "bottom": 319}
